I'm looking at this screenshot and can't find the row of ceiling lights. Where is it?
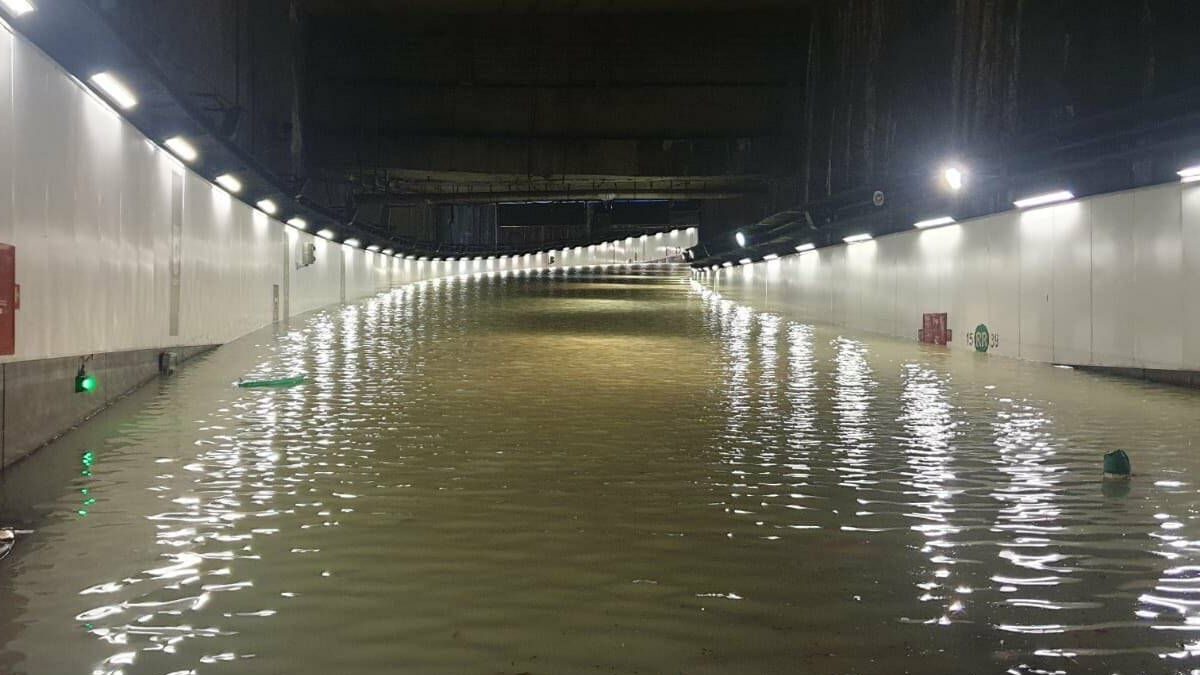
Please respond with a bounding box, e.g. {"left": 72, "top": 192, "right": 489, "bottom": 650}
{"left": 80, "top": 67, "right": 699, "bottom": 259}
{"left": 1, "top": 0, "right": 411, "bottom": 254}
{"left": 89, "top": 71, "right": 362, "bottom": 245}
{"left": 717, "top": 162, "right": 1200, "bottom": 270}
{"left": 393, "top": 229, "right": 696, "bottom": 264}
{"left": 2, "top": 1, "right": 373, "bottom": 249}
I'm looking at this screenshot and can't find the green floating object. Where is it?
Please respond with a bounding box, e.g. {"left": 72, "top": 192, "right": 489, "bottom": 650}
{"left": 237, "top": 374, "right": 307, "bottom": 389}
{"left": 1103, "top": 449, "right": 1132, "bottom": 479}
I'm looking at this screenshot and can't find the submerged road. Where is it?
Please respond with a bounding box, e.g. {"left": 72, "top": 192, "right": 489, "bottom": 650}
{"left": 1, "top": 271, "right": 1199, "bottom": 674}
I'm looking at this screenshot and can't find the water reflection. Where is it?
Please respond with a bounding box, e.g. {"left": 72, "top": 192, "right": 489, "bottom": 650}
{"left": 897, "top": 363, "right": 964, "bottom": 626}
{"left": 1, "top": 273, "right": 1199, "bottom": 674}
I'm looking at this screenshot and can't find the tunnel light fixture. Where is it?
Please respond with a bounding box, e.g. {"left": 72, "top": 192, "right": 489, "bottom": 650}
{"left": 914, "top": 216, "right": 956, "bottom": 229}
{"left": 843, "top": 233, "right": 873, "bottom": 244}
{"left": 1178, "top": 166, "right": 1200, "bottom": 183}
{"left": 763, "top": 253, "right": 780, "bottom": 261}
{"left": 214, "top": 173, "right": 242, "bottom": 193}
{"left": 942, "top": 166, "right": 965, "bottom": 191}
{"left": 344, "top": 238, "right": 361, "bottom": 248}
{"left": 89, "top": 72, "right": 137, "bottom": 109}
{"left": 1014, "top": 190, "right": 1074, "bottom": 209}
{"left": 735, "top": 230, "right": 748, "bottom": 248}
{"left": 738, "top": 258, "right": 752, "bottom": 265}
{"left": 0, "top": 0, "right": 34, "bottom": 16}
{"left": 722, "top": 261, "right": 734, "bottom": 268}
{"left": 418, "top": 256, "right": 428, "bottom": 262}
{"left": 382, "top": 248, "right": 394, "bottom": 255}
{"left": 256, "top": 199, "right": 278, "bottom": 215}
{"left": 795, "top": 243, "right": 815, "bottom": 252}
{"left": 287, "top": 217, "right": 308, "bottom": 231}
{"left": 317, "top": 228, "right": 335, "bottom": 240}
{"left": 367, "top": 245, "right": 380, "bottom": 252}
{"left": 163, "top": 136, "right": 198, "bottom": 163}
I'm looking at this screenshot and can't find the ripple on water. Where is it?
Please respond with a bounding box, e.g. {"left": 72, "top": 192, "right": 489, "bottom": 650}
{"left": 0, "top": 272, "right": 1198, "bottom": 674}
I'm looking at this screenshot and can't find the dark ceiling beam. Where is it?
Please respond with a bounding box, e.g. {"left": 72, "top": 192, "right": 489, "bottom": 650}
{"left": 359, "top": 189, "right": 755, "bottom": 206}
{"left": 315, "top": 79, "right": 794, "bottom": 90}
{"left": 309, "top": 130, "right": 783, "bottom": 142}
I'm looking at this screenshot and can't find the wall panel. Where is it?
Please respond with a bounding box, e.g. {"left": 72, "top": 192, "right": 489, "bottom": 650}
{"left": 0, "top": 21, "right": 695, "bottom": 367}
{"left": 701, "top": 183, "right": 1197, "bottom": 372}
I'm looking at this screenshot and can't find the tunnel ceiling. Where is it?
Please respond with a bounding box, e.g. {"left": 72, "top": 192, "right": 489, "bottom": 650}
{"left": 81, "top": 0, "right": 1200, "bottom": 255}
{"left": 300, "top": 1, "right": 809, "bottom": 14}
{"left": 298, "top": 1, "right": 810, "bottom": 211}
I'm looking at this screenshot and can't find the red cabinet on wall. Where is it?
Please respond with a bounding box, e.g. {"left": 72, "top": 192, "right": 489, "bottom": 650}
{"left": 919, "top": 312, "right": 951, "bottom": 346}
{"left": 0, "top": 244, "right": 15, "bottom": 356}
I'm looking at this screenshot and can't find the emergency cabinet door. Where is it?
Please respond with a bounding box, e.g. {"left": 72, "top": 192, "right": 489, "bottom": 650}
{"left": 0, "top": 244, "right": 13, "bottom": 356}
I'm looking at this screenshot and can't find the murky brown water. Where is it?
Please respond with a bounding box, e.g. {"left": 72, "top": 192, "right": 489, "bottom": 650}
{"left": 2, "top": 270, "right": 1199, "bottom": 674}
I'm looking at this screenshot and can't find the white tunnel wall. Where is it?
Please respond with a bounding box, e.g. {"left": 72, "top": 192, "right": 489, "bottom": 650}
{"left": 701, "top": 182, "right": 1200, "bottom": 371}
{"left": 0, "top": 19, "right": 699, "bottom": 365}
{"left": 0, "top": 23, "right": 412, "bottom": 363}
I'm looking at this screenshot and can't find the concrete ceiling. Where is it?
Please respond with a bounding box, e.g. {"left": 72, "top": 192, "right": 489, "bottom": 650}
{"left": 301, "top": 5, "right": 809, "bottom": 209}
{"left": 301, "top": 0, "right": 809, "bottom": 14}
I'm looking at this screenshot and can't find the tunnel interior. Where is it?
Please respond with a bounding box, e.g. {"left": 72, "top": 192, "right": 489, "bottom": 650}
{"left": 3, "top": 2, "right": 1200, "bottom": 674}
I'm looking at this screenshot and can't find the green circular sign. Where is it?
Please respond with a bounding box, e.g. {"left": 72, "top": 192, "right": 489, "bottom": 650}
{"left": 974, "top": 324, "right": 990, "bottom": 353}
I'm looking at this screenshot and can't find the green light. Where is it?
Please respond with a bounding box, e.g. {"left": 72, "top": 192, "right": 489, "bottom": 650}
{"left": 74, "top": 368, "right": 98, "bottom": 393}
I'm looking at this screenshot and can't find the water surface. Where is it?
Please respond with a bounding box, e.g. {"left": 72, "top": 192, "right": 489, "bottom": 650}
{"left": 2, "top": 271, "right": 1199, "bottom": 674}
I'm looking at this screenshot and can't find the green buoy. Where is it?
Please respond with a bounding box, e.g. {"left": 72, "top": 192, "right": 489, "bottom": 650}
{"left": 1103, "top": 449, "right": 1132, "bottom": 480}
{"left": 237, "top": 374, "right": 307, "bottom": 389}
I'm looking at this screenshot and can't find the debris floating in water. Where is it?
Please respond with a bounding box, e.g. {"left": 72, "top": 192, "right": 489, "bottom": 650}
{"left": 236, "top": 374, "right": 307, "bottom": 389}
{"left": 1103, "top": 449, "right": 1132, "bottom": 480}
{"left": 0, "top": 528, "right": 15, "bottom": 561}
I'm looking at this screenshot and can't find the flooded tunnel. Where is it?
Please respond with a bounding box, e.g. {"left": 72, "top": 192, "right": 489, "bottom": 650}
{"left": 2, "top": 1, "right": 1200, "bottom": 674}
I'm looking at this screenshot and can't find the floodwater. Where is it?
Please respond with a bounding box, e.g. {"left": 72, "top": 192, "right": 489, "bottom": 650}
{"left": 2, "top": 270, "right": 1199, "bottom": 675}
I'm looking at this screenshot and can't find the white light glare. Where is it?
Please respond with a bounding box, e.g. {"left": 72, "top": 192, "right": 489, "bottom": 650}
{"left": 163, "top": 136, "right": 198, "bottom": 162}
{"left": 795, "top": 243, "right": 815, "bottom": 252}
{"left": 214, "top": 174, "right": 242, "bottom": 193}
{"left": 0, "top": 0, "right": 35, "bottom": 16}
{"left": 913, "top": 216, "right": 956, "bottom": 229}
{"left": 1178, "top": 166, "right": 1200, "bottom": 184}
{"left": 735, "top": 231, "right": 747, "bottom": 247}
{"left": 763, "top": 253, "right": 780, "bottom": 261}
{"left": 382, "top": 248, "right": 394, "bottom": 255}
{"left": 367, "top": 245, "right": 380, "bottom": 252}
{"left": 256, "top": 199, "right": 278, "bottom": 215}
{"left": 1013, "top": 190, "right": 1074, "bottom": 209}
{"left": 317, "top": 228, "right": 335, "bottom": 240}
{"left": 287, "top": 217, "right": 307, "bottom": 230}
{"left": 738, "top": 258, "right": 752, "bottom": 265}
{"left": 89, "top": 72, "right": 137, "bottom": 109}
{"left": 344, "top": 238, "right": 361, "bottom": 248}
{"left": 843, "top": 233, "right": 873, "bottom": 243}
{"left": 722, "top": 261, "right": 734, "bottom": 268}
{"left": 943, "top": 166, "right": 965, "bottom": 191}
